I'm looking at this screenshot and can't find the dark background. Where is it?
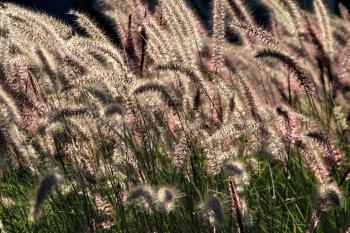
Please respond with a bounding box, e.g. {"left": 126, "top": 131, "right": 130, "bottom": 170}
{"left": 1, "top": 0, "right": 350, "bottom": 44}
{"left": 2, "top": 0, "right": 349, "bottom": 19}
{"left": 3, "top": 0, "right": 350, "bottom": 20}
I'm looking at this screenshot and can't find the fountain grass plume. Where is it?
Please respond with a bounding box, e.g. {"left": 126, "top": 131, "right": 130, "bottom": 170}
{"left": 30, "top": 170, "right": 62, "bottom": 222}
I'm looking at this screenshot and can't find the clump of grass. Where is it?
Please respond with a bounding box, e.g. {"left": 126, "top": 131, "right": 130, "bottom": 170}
{"left": 0, "top": 1, "right": 349, "bottom": 232}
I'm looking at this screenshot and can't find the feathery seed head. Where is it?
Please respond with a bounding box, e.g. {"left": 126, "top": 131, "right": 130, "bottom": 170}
{"left": 255, "top": 49, "right": 315, "bottom": 94}
{"left": 222, "top": 160, "right": 244, "bottom": 176}
{"left": 306, "top": 131, "right": 342, "bottom": 168}
{"left": 155, "top": 187, "right": 180, "bottom": 212}
{"left": 307, "top": 183, "right": 341, "bottom": 232}
{"left": 223, "top": 160, "right": 249, "bottom": 192}
{"left": 314, "top": 0, "right": 333, "bottom": 56}
{"left": 30, "top": 170, "right": 62, "bottom": 222}
{"left": 202, "top": 195, "right": 225, "bottom": 227}
{"left": 125, "top": 185, "right": 157, "bottom": 211}
{"left": 318, "top": 183, "right": 341, "bottom": 207}
{"left": 212, "top": 0, "right": 226, "bottom": 73}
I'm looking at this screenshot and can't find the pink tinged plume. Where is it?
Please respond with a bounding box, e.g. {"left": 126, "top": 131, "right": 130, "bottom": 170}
{"left": 166, "top": 109, "right": 178, "bottom": 134}
{"left": 228, "top": 178, "right": 244, "bottom": 233}
{"left": 306, "top": 184, "right": 341, "bottom": 233}
{"left": 276, "top": 105, "right": 299, "bottom": 143}
{"left": 212, "top": 0, "right": 225, "bottom": 73}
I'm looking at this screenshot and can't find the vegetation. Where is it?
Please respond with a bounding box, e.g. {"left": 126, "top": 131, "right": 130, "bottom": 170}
{"left": 0, "top": 0, "right": 349, "bottom": 232}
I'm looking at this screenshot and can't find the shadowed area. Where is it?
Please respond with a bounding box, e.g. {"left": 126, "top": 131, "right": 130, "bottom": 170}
{"left": 2, "top": 0, "right": 349, "bottom": 45}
